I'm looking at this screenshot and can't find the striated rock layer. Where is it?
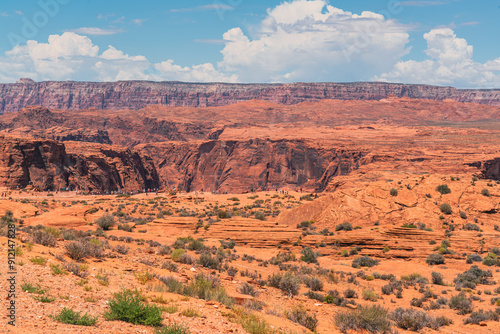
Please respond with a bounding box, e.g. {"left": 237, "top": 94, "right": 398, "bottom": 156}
{"left": 139, "top": 139, "right": 367, "bottom": 192}
{"left": 1, "top": 80, "right": 500, "bottom": 113}
{"left": 0, "top": 135, "right": 159, "bottom": 192}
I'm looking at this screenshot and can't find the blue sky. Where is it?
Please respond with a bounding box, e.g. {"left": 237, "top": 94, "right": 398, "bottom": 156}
{"left": 0, "top": 0, "right": 498, "bottom": 87}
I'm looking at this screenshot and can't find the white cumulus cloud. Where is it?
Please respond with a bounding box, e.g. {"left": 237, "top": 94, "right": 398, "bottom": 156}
{"left": 0, "top": 32, "right": 236, "bottom": 83}
{"left": 219, "top": 0, "right": 411, "bottom": 82}
{"left": 375, "top": 27, "right": 500, "bottom": 88}
{"left": 0, "top": 1, "right": 498, "bottom": 88}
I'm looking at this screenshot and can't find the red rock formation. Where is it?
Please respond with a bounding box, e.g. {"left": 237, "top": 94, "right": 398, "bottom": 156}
{"left": 1, "top": 80, "right": 500, "bottom": 113}
{"left": 478, "top": 158, "right": 500, "bottom": 180}
{"left": 1, "top": 99, "right": 499, "bottom": 193}
{"left": 139, "top": 139, "right": 367, "bottom": 192}
{"left": 0, "top": 106, "right": 211, "bottom": 146}
{"left": 0, "top": 135, "right": 159, "bottom": 192}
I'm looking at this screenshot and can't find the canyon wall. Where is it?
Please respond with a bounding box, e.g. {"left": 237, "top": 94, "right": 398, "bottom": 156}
{"left": 1, "top": 80, "right": 500, "bottom": 113}
{"left": 139, "top": 139, "right": 367, "bottom": 192}
{"left": 0, "top": 135, "right": 160, "bottom": 192}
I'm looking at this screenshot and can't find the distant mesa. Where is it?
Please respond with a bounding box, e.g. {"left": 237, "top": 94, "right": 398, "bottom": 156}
{"left": 1, "top": 80, "right": 500, "bottom": 113}
{"left": 16, "top": 78, "right": 36, "bottom": 84}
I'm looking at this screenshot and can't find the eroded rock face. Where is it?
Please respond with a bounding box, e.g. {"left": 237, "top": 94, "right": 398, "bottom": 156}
{"left": 1, "top": 81, "right": 500, "bottom": 113}
{"left": 1, "top": 99, "right": 500, "bottom": 193}
{"left": 0, "top": 106, "right": 211, "bottom": 146}
{"left": 480, "top": 158, "right": 500, "bottom": 180}
{"left": 0, "top": 135, "right": 159, "bottom": 192}
{"left": 139, "top": 139, "right": 367, "bottom": 192}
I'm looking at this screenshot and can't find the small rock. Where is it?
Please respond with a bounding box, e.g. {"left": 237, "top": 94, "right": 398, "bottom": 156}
{"left": 190, "top": 267, "right": 196, "bottom": 272}
{"left": 479, "top": 322, "right": 487, "bottom": 327}
{"left": 346, "top": 304, "right": 357, "bottom": 309}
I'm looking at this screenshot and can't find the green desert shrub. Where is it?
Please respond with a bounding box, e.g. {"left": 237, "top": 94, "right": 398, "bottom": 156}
{"left": 463, "top": 310, "right": 499, "bottom": 325}
{"left": 481, "top": 188, "right": 491, "bottom": 197}
{"left": 362, "top": 289, "right": 379, "bottom": 302}
{"left": 343, "top": 288, "right": 358, "bottom": 299}
{"left": 334, "top": 305, "right": 391, "bottom": 333}
{"left": 95, "top": 214, "right": 115, "bottom": 231}
{"left": 401, "top": 273, "right": 429, "bottom": 285}
{"left": 267, "top": 273, "right": 300, "bottom": 297}
{"left": 154, "top": 322, "right": 190, "bottom": 334}
{"left": 335, "top": 222, "right": 353, "bottom": 231}
{"left": 426, "top": 253, "right": 445, "bottom": 265}
{"left": 187, "top": 239, "right": 206, "bottom": 251}
{"left": 115, "top": 244, "right": 130, "bottom": 255}
{"left": 436, "top": 184, "right": 451, "bottom": 194}
{"left": 439, "top": 203, "right": 452, "bottom": 215}
{"left": 300, "top": 247, "right": 320, "bottom": 264}
{"left": 431, "top": 271, "right": 445, "bottom": 285}
{"left": 51, "top": 307, "right": 98, "bottom": 326}
{"left": 352, "top": 256, "right": 379, "bottom": 268}
{"left": 454, "top": 265, "right": 492, "bottom": 289}
{"left": 104, "top": 289, "right": 162, "bottom": 326}
{"left": 232, "top": 307, "right": 274, "bottom": 334}
{"left": 278, "top": 274, "right": 301, "bottom": 297}
{"left": 198, "top": 253, "right": 220, "bottom": 269}
{"left": 285, "top": 306, "right": 318, "bottom": 332}
{"left": 65, "top": 240, "right": 103, "bottom": 261}
{"left": 463, "top": 223, "right": 479, "bottom": 231}
{"left": 449, "top": 293, "right": 474, "bottom": 315}
{"left": 159, "top": 274, "right": 233, "bottom": 307}
{"left": 170, "top": 249, "right": 185, "bottom": 262}
{"left": 391, "top": 308, "right": 452, "bottom": 331}
{"left": 31, "top": 229, "right": 57, "bottom": 247}
{"left": 482, "top": 253, "right": 500, "bottom": 267}
{"left": 304, "top": 277, "right": 323, "bottom": 291}
{"left": 21, "top": 282, "right": 47, "bottom": 294}
{"left": 238, "top": 283, "right": 259, "bottom": 297}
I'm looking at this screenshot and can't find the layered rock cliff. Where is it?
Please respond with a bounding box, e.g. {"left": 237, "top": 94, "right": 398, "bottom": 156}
{"left": 138, "top": 139, "right": 367, "bottom": 192}
{"left": 0, "top": 135, "right": 159, "bottom": 192}
{"left": 1, "top": 80, "right": 500, "bottom": 113}
{"left": 2, "top": 99, "right": 500, "bottom": 193}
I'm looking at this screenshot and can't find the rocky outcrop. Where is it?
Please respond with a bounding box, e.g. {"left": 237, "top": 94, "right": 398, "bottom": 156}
{"left": 0, "top": 135, "right": 159, "bottom": 192}
{"left": 139, "top": 139, "right": 367, "bottom": 192}
{"left": 1, "top": 80, "right": 500, "bottom": 113}
{"left": 0, "top": 127, "right": 112, "bottom": 144}
{"left": 0, "top": 106, "right": 211, "bottom": 146}
{"left": 478, "top": 158, "right": 500, "bottom": 180}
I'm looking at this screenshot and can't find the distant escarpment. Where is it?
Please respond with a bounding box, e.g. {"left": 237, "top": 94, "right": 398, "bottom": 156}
{"left": 138, "top": 139, "right": 367, "bottom": 192}
{"left": 1, "top": 80, "right": 500, "bottom": 113}
{"left": 0, "top": 135, "right": 159, "bottom": 192}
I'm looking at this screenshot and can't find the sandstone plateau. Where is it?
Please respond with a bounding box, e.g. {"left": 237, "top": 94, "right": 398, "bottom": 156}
{"left": 1, "top": 80, "right": 500, "bottom": 113}
{"left": 0, "top": 96, "right": 499, "bottom": 192}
